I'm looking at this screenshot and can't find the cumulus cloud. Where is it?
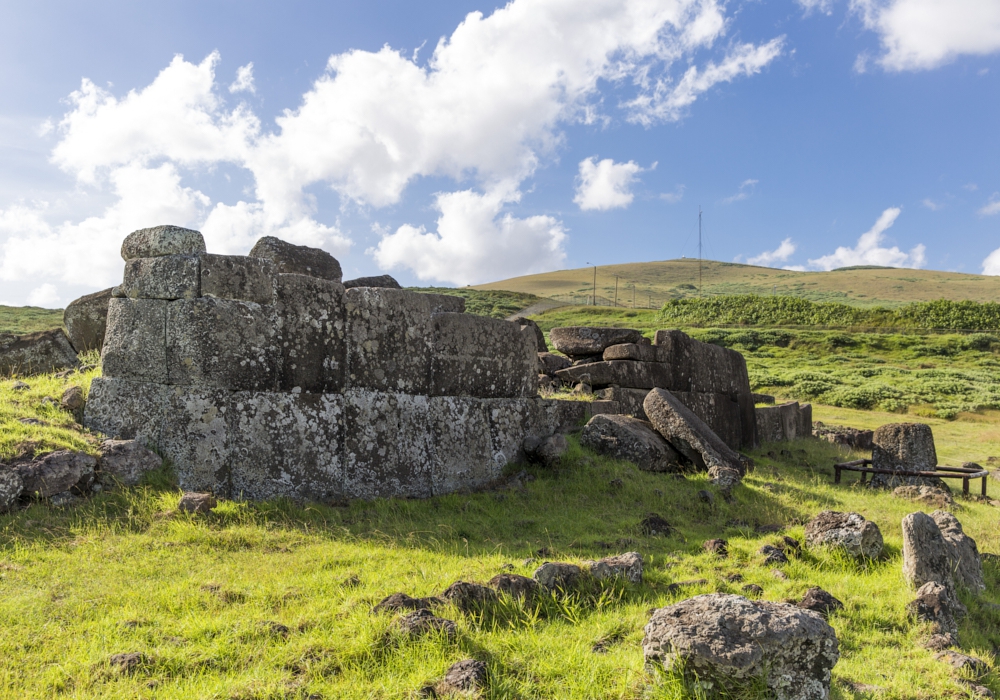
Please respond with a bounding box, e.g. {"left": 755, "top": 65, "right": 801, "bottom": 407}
{"left": 723, "top": 178, "right": 758, "bottom": 204}
{"left": 747, "top": 238, "right": 796, "bottom": 267}
{"left": 26, "top": 283, "right": 60, "bottom": 307}
{"left": 797, "top": 0, "right": 836, "bottom": 15}
{"left": 978, "top": 193, "right": 1000, "bottom": 216}
{"left": 808, "top": 207, "right": 927, "bottom": 270}
{"left": 574, "top": 157, "right": 645, "bottom": 211}
{"left": 983, "top": 247, "right": 1000, "bottom": 275}
{"left": 852, "top": 0, "right": 1000, "bottom": 71}
{"left": 922, "top": 198, "right": 942, "bottom": 211}
{"left": 0, "top": 0, "right": 784, "bottom": 300}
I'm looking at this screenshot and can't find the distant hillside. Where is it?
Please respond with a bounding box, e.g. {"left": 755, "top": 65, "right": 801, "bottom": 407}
{"left": 408, "top": 287, "right": 544, "bottom": 318}
{"left": 0, "top": 306, "right": 65, "bottom": 335}
{"left": 474, "top": 259, "right": 1000, "bottom": 309}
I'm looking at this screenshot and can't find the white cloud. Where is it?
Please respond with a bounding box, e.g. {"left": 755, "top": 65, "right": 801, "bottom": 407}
{"left": 229, "top": 63, "right": 256, "bottom": 94}
{"left": 808, "top": 207, "right": 927, "bottom": 270}
{"left": 797, "top": 0, "right": 836, "bottom": 15}
{"left": 978, "top": 193, "right": 1000, "bottom": 216}
{"left": 723, "top": 178, "right": 758, "bottom": 204}
{"left": 26, "top": 283, "right": 60, "bottom": 308}
{"left": 573, "top": 157, "right": 645, "bottom": 211}
{"left": 852, "top": 0, "right": 1000, "bottom": 71}
{"left": 747, "top": 238, "right": 796, "bottom": 266}
{"left": 371, "top": 185, "right": 566, "bottom": 285}
{"left": 964, "top": 182, "right": 979, "bottom": 191}
{"left": 922, "top": 198, "right": 942, "bottom": 211}
{"left": 660, "top": 184, "right": 686, "bottom": 203}
{"left": 983, "top": 247, "right": 1000, "bottom": 275}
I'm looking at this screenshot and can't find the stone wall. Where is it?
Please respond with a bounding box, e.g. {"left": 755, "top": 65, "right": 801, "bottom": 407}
{"left": 755, "top": 401, "right": 812, "bottom": 443}
{"left": 85, "top": 226, "right": 585, "bottom": 500}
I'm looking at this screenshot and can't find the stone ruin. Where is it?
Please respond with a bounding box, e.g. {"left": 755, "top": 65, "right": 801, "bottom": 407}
{"left": 84, "top": 225, "right": 585, "bottom": 501}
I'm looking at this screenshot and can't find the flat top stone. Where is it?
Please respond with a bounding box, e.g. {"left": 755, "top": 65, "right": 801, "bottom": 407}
{"left": 248, "top": 236, "right": 342, "bottom": 281}
{"left": 549, "top": 327, "right": 644, "bottom": 356}
{"left": 343, "top": 274, "right": 401, "bottom": 289}
{"left": 121, "top": 226, "right": 206, "bottom": 260}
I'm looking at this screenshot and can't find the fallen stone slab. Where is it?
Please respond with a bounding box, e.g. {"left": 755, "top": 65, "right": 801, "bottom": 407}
{"left": 580, "top": 414, "right": 683, "bottom": 472}
{"left": 804, "top": 511, "right": 884, "bottom": 560}
{"left": 653, "top": 330, "right": 751, "bottom": 397}
{"left": 63, "top": 287, "right": 113, "bottom": 352}
{"left": 549, "top": 327, "right": 644, "bottom": 358}
{"left": 602, "top": 343, "right": 659, "bottom": 362}
{"left": 538, "top": 352, "right": 571, "bottom": 375}
{"left": 98, "top": 439, "right": 163, "bottom": 487}
{"left": 555, "top": 360, "right": 673, "bottom": 390}
{"left": 121, "top": 225, "right": 205, "bottom": 260}
{"left": 585, "top": 552, "right": 643, "bottom": 584}
{"left": 643, "top": 388, "right": 746, "bottom": 477}
{"left": 931, "top": 510, "right": 985, "bottom": 592}
{"left": 812, "top": 423, "right": 873, "bottom": 451}
{"left": 0, "top": 329, "right": 79, "bottom": 376}
{"left": 14, "top": 450, "right": 96, "bottom": 498}
{"left": 672, "top": 391, "right": 746, "bottom": 452}
{"left": 249, "top": 235, "right": 342, "bottom": 282}
{"left": 643, "top": 593, "right": 839, "bottom": 700}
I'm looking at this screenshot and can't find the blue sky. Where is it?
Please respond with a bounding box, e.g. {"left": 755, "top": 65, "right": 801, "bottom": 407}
{"left": 1, "top": 0, "right": 999, "bottom": 307}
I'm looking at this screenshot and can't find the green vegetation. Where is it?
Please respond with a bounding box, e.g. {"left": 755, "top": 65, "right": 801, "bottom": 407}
{"left": 409, "top": 287, "right": 544, "bottom": 318}
{"left": 0, "top": 304, "right": 65, "bottom": 335}
{"left": 658, "top": 295, "right": 1000, "bottom": 331}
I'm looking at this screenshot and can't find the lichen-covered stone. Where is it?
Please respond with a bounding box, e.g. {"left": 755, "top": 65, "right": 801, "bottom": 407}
{"left": 533, "top": 562, "right": 582, "bottom": 590}
{"left": 550, "top": 327, "right": 644, "bottom": 358}
{"left": 0, "top": 329, "right": 79, "bottom": 377}
{"left": 428, "top": 396, "right": 496, "bottom": 494}
{"left": 756, "top": 402, "right": 803, "bottom": 443}
{"left": 430, "top": 312, "right": 537, "bottom": 398}
{"left": 84, "top": 377, "right": 169, "bottom": 443}
{"left": 672, "top": 391, "right": 744, "bottom": 451}
{"left": 63, "top": 288, "right": 113, "bottom": 352}
{"left": 248, "top": 236, "right": 342, "bottom": 282}
{"left": 603, "top": 342, "right": 659, "bottom": 362}
{"left": 441, "top": 581, "right": 498, "bottom": 612}
{"left": 97, "top": 439, "right": 163, "bottom": 486}
{"left": 178, "top": 492, "right": 216, "bottom": 513}
{"left": 902, "top": 511, "right": 954, "bottom": 589}
{"left": 0, "top": 469, "right": 24, "bottom": 512}
{"left": 343, "top": 287, "right": 433, "bottom": 394}
{"left": 166, "top": 298, "right": 280, "bottom": 391}
{"left": 102, "top": 299, "right": 167, "bottom": 383}
{"left": 421, "top": 293, "right": 465, "bottom": 314}
{"left": 273, "top": 274, "right": 346, "bottom": 392}
{"left": 343, "top": 274, "right": 400, "bottom": 289}
{"left": 393, "top": 609, "right": 457, "bottom": 640}
{"left": 159, "top": 386, "right": 232, "bottom": 493}
{"left": 121, "top": 225, "right": 206, "bottom": 260}
{"left": 653, "top": 329, "right": 750, "bottom": 396}
{"left": 580, "top": 414, "right": 682, "bottom": 472}
{"left": 512, "top": 316, "right": 546, "bottom": 351}
{"left": 14, "top": 450, "right": 97, "bottom": 498}
{"left": 871, "top": 423, "right": 942, "bottom": 489}
{"left": 930, "top": 510, "right": 985, "bottom": 592}
{"left": 488, "top": 573, "right": 539, "bottom": 600}
{"left": 586, "top": 552, "right": 643, "bottom": 584}
{"left": 121, "top": 255, "right": 200, "bottom": 300}
{"left": 200, "top": 253, "right": 275, "bottom": 304}
{"left": 804, "top": 511, "right": 883, "bottom": 560}
{"left": 907, "top": 581, "right": 964, "bottom": 638}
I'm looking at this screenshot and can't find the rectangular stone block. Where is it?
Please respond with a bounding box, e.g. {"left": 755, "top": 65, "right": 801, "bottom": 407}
{"left": 343, "top": 288, "right": 433, "bottom": 394}
{"left": 554, "top": 360, "right": 674, "bottom": 390}
{"left": 422, "top": 293, "right": 465, "bottom": 314}
{"left": 671, "top": 391, "right": 743, "bottom": 452}
{"left": 166, "top": 297, "right": 280, "bottom": 391}
{"left": 600, "top": 387, "right": 650, "bottom": 419}
{"left": 228, "top": 391, "right": 343, "bottom": 501}
{"left": 483, "top": 398, "right": 535, "bottom": 468}
{"left": 428, "top": 396, "right": 496, "bottom": 494}
{"left": 200, "top": 253, "right": 276, "bottom": 304}
{"left": 755, "top": 401, "right": 801, "bottom": 444}
{"left": 798, "top": 403, "right": 813, "bottom": 439}
{"left": 274, "top": 274, "right": 347, "bottom": 392}
{"left": 121, "top": 255, "right": 200, "bottom": 300}
{"left": 102, "top": 298, "right": 168, "bottom": 383}
{"left": 590, "top": 400, "right": 622, "bottom": 416}
{"left": 83, "top": 377, "right": 169, "bottom": 444}
{"left": 341, "top": 390, "right": 433, "bottom": 499}
{"left": 654, "top": 329, "right": 750, "bottom": 396}
{"left": 535, "top": 398, "right": 590, "bottom": 434}
{"left": 159, "top": 386, "right": 233, "bottom": 493}
{"left": 603, "top": 343, "right": 658, "bottom": 362}
{"left": 430, "top": 313, "right": 537, "bottom": 398}
{"left": 738, "top": 392, "right": 759, "bottom": 449}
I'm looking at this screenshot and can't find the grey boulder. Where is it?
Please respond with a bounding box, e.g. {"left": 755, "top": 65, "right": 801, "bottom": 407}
{"left": 580, "top": 414, "right": 682, "bottom": 472}
{"left": 523, "top": 433, "right": 568, "bottom": 468}
{"left": 643, "top": 593, "right": 839, "bottom": 700}
{"left": 249, "top": 236, "right": 342, "bottom": 282}
{"left": 0, "top": 469, "right": 24, "bottom": 512}
{"left": 14, "top": 450, "right": 97, "bottom": 498}
{"left": 98, "top": 440, "right": 163, "bottom": 487}
{"left": 393, "top": 609, "right": 457, "bottom": 640}
{"left": 488, "top": 573, "right": 539, "bottom": 601}
{"left": 538, "top": 352, "right": 571, "bottom": 375}
{"left": 585, "top": 552, "right": 643, "bottom": 584}
{"left": 342, "top": 274, "right": 400, "bottom": 289}
{"left": 907, "top": 581, "right": 965, "bottom": 640}
{"left": 533, "top": 562, "right": 582, "bottom": 590}
{"left": 902, "top": 511, "right": 956, "bottom": 590}
{"left": 63, "top": 287, "right": 113, "bottom": 352}
{"left": 178, "top": 492, "right": 216, "bottom": 514}
{"left": 121, "top": 225, "right": 206, "bottom": 260}
{"left": 931, "top": 511, "right": 985, "bottom": 592}
{"left": 804, "top": 511, "right": 884, "bottom": 560}
{"left": 549, "top": 327, "right": 644, "bottom": 358}
{"left": 870, "top": 423, "right": 943, "bottom": 489}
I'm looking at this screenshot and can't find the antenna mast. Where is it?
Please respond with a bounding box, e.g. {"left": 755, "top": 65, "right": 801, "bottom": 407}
{"left": 698, "top": 207, "right": 703, "bottom": 298}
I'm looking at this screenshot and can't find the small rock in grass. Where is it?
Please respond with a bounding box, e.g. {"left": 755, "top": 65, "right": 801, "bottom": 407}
{"left": 780, "top": 536, "right": 802, "bottom": 556}
{"left": 488, "top": 573, "right": 539, "bottom": 601}
{"left": 0, "top": 470, "right": 24, "bottom": 513}
{"left": 923, "top": 633, "right": 957, "bottom": 651}
{"left": 48, "top": 491, "right": 80, "bottom": 507}
{"left": 725, "top": 573, "right": 743, "bottom": 583}
{"left": 608, "top": 478, "right": 623, "bottom": 490}
{"left": 665, "top": 579, "right": 708, "bottom": 594}
{"left": 393, "top": 609, "right": 457, "bottom": 640}
{"left": 742, "top": 584, "right": 764, "bottom": 596}
{"left": 907, "top": 581, "right": 965, "bottom": 639}
{"left": 98, "top": 439, "right": 163, "bottom": 487}
{"left": 60, "top": 385, "right": 85, "bottom": 418}
{"left": 441, "top": 581, "right": 497, "bottom": 613}
{"left": 759, "top": 545, "right": 788, "bottom": 565}
{"left": 586, "top": 552, "right": 643, "bottom": 584}
{"left": 805, "top": 511, "right": 883, "bottom": 560}
{"left": 341, "top": 575, "right": 361, "bottom": 588}
{"left": 533, "top": 562, "right": 582, "bottom": 591}
{"left": 261, "top": 621, "right": 290, "bottom": 638}
{"left": 893, "top": 484, "right": 954, "bottom": 508}
{"left": 960, "top": 680, "right": 995, "bottom": 698}
{"left": 438, "top": 658, "right": 488, "bottom": 693}
{"left": 703, "top": 539, "right": 728, "bottom": 557}
{"left": 797, "top": 587, "right": 844, "bottom": 618}
{"left": 372, "top": 592, "right": 440, "bottom": 615}
{"left": 935, "top": 650, "right": 988, "bottom": 676}
{"left": 640, "top": 513, "right": 673, "bottom": 536}
{"left": 177, "top": 492, "right": 216, "bottom": 514}
{"left": 12, "top": 381, "right": 29, "bottom": 391}
{"left": 772, "top": 569, "right": 788, "bottom": 581}
{"left": 522, "top": 434, "right": 568, "bottom": 468}
{"left": 109, "top": 652, "right": 148, "bottom": 675}
{"left": 697, "top": 489, "right": 714, "bottom": 504}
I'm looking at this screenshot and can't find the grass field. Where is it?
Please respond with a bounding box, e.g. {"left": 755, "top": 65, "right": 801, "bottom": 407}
{"left": 475, "top": 259, "right": 1000, "bottom": 309}
{"left": 0, "top": 305, "right": 65, "bottom": 335}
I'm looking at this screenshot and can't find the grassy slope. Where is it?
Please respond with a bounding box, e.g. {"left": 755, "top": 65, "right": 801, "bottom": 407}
{"left": 474, "top": 260, "right": 1000, "bottom": 308}
{"left": 0, "top": 305, "right": 65, "bottom": 335}
{"left": 0, "top": 367, "right": 999, "bottom": 698}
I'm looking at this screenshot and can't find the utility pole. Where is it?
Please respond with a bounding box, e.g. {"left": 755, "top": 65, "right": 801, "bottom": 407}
{"left": 593, "top": 265, "right": 597, "bottom": 306}
{"left": 632, "top": 284, "right": 636, "bottom": 309}
{"left": 648, "top": 293, "right": 651, "bottom": 309}
{"left": 698, "top": 206, "right": 703, "bottom": 299}
{"left": 614, "top": 275, "right": 619, "bottom": 307}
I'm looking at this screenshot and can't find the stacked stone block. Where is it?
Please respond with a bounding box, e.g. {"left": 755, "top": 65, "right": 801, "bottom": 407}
{"left": 86, "top": 226, "right": 583, "bottom": 500}
{"left": 755, "top": 401, "right": 813, "bottom": 444}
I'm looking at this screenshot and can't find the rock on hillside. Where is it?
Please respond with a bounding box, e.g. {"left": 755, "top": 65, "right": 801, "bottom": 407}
{"left": 63, "top": 288, "right": 113, "bottom": 352}
{"left": 0, "top": 329, "right": 79, "bottom": 376}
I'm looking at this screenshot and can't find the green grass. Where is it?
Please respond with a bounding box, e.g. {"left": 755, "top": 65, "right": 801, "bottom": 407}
{"left": 1, "top": 365, "right": 999, "bottom": 697}
{"left": 0, "top": 305, "right": 65, "bottom": 335}
{"left": 408, "top": 288, "right": 545, "bottom": 319}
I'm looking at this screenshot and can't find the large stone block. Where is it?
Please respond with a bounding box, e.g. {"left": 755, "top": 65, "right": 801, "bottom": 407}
{"left": 121, "top": 255, "right": 200, "bottom": 300}
{"left": 166, "top": 297, "right": 280, "bottom": 391}
{"left": 871, "top": 423, "right": 940, "bottom": 489}
{"left": 343, "top": 274, "right": 400, "bottom": 289}
{"left": 64, "top": 287, "right": 113, "bottom": 352}
{"left": 738, "top": 393, "right": 758, "bottom": 449}
{"left": 341, "top": 390, "right": 433, "bottom": 499}
{"left": 121, "top": 225, "right": 206, "bottom": 260}
{"left": 599, "top": 387, "right": 650, "bottom": 419}
{"left": 159, "top": 386, "right": 232, "bottom": 493}
{"left": 102, "top": 298, "right": 168, "bottom": 383}
{"left": 228, "top": 391, "right": 343, "bottom": 501}
{"left": 654, "top": 330, "right": 751, "bottom": 396}
{"left": 672, "top": 391, "right": 743, "bottom": 452}
{"left": 428, "top": 397, "right": 496, "bottom": 494}
{"left": 756, "top": 402, "right": 802, "bottom": 444}
{"left": 580, "top": 414, "right": 682, "bottom": 472}
{"left": 554, "top": 360, "right": 673, "bottom": 390}
{"left": 249, "top": 236, "right": 342, "bottom": 282}
{"left": 421, "top": 293, "right": 465, "bottom": 314}
{"left": 84, "top": 377, "right": 169, "bottom": 444}
{"left": 483, "top": 398, "right": 536, "bottom": 467}
{"left": 0, "top": 329, "right": 79, "bottom": 376}
{"left": 430, "top": 313, "right": 536, "bottom": 398}
{"left": 535, "top": 398, "right": 590, "bottom": 434}
{"left": 200, "top": 254, "right": 276, "bottom": 304}
{"left": 603, "top": 343, "right": 659, "bottom": 362}
{"left": 343, "top": 287, "right": 433, "bottom": 394}
{"left": 550, "top": 327, "right": 644, "bottom": 358}
{"left": 273, "top": 274, "right": 346, "bottom": 393}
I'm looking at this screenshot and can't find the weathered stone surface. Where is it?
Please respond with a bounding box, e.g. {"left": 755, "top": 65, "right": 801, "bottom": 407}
{"left": 428, "top": 396, "right": 496, "bottom": 494}
{"left": 0, "top": 329, "right": 79, "bottom": 376}
{"left": 273, "top": 274, "right": 346, "bottom": 393}
{"left": 200, "top": 254, "right": 275, "bottom": 304}
{"left": 550, "top": 327, "right": 644, "bottom": 358}
{"left": 641, "top": 513, "right": 673, "bottom": 536}
{"left": 159, "top": 386, "right": 232, "bottom": 493}
{"left": 902, "top": 511, "right": 954, "bottom": 589}
{"left": 341, "top": 390, "right": 433, "bottom": 499}
{"left": 643, "top": 388, "right": 745, "bottom": 476}
{"left": 535, "top": 398, "right": 590, "bottom": 434}
{"left": 14, "top": 450, "right": 97, "bottom": 498}
{"left": 342, "top": 274, "right": 400, "bottom": 289}
{"left": 753, "top": 393, "right": 776, "bottom": 404}
{"left": 121, "top": 255, "right": 200, "bottom": 300}
{"left": 813, "top": 423, "right": 873, "bottom": 451}
{"left": 644, "top": 594, "right": 839, "bottom": 700}
{"left": 0, "top": 469, "right": 24, "bottom": 512}
{"left": 759, "top": 544, "right": 789, "bottom": 565}
{"left": 538, "top": 352, "right": 571, "bottom": 375}
{"left": 121, "top": 225, "right": 206, "bottom": 260}
{"left": 441, "top": 581, "right": 498, "bottom": 612}
{"left": 393, "top": 609, "right": 457, "bottom": 640}
{"left": 84, "top": 377, "right": 169, "bottom": 443}
{"left": 804, "top": 511, "right": 883, "bottom": 560}
{"left": 533, "top": 562, "right": 582, "bottom": 590}
{"left": 60, "top": 385, "right": 85, "bottom": 421}
{"left": 438, "top": 659, "right": 488, "bottom": 693}
{"left": 580, "top": 414, "right": 682, "bottom": 472}
{"left": 97, "top": 439, "right": 162, "bottom": 486}
{"left": 102, "top": 298, "right": 167, "bottom": 383}
{"left": 798, "top": 403, "right": 812, "bottom": 439}
{"left": 512, "top": 316, "right": 546, "bottom": 352}
{"left": 421, "top": 293, "right": 465, "bottom": 314}
{"left": 64, "top": 288, "right": 113, "bottom": 352}
{"left": 907, "top": 581, "right": 964, "bottom": 638}
{"left": 372, "top": 592, "right": 439, "bottom": 614}
{"left": 603, "top": 343, "right": 659, "bottom": 362}
{"left": 586, "top": 551, "right": 643, "bottom": 584}
{"left": 598, "top": 386, "right": 649, "bottom": 419}
{"left": 482, "top": 398, "right": 535, "bottom": 468}
{"left": 228, "top": 392, "right": 343, "bottom": 501}
{"left": 709, "top": 465, "right": 742, "bottom": 492}
{"left": 555, "top": 360, "right": 673, "bottom": 390}
{"left": 248, "top": 236, "right": 342, "bottom": 282}
{"left": 871, "top": 423, "right": 942, "bottom": 489}
{"left": 166, "top": 297, "right": 279, "bottom": 391}
{"left": 673, "top": 391, "right": 744, "bottom": 451}
{"left": 931, "top": 510, "right": 985, "bottom": 592}
{"left": 343, "top": 287, "right": 433, "bottom": 394}
{"left": 488, "top": 573, "right": 539, "bottom": 600}
{"left": 797, "top": 588, "right": 844, "bottom": 618}
{"left": 109, "top": 651, "right": 149, "bottom": 675}
{"left": 430, "top": 313, "right": 537, "bottom": 398}
{"left": 178, "top": 492, "right": 216, "bottom": 513}
{"left": 523, "top": 433, "right": 568, "bottom": 468}
{"left": 653, "top": 330, "right": 750, "bottom": 396}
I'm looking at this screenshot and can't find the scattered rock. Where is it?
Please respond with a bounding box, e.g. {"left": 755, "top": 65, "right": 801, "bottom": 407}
{"left": 665, "top": 579, "right": 709, "bottom": 594}
{"left": 797, "top": 588, "right": 843, "bottom": 618}
{"left": 780, "top": 536, "right": 802, "bottom": 557}
{"left": 441, "top": 581, "right": 497, "bottom": 613}
{"left": 97, "top": 439, "right": 163, "bottom": 487}
{"left": 342, "top": 274, "right": 400, "bottom": 289}
{"left": 13, "top": 450, "right": 97, "bottom": 498}
{"left": 902, "top": 511, "right": 956, "bottom": 589}
{"left": 643, "top": 594, "right": 840, "bottom": 700}
{"left": 260, "top": 621, "right": 290, "bottom": 638}
{"left": 741, "top": 584, "right": 764, "bottom": 596}
{"left": 804, "top": 511, "right": 884, "bottom": 560}
{"left": 935, "top": 650, "right": 988, "bottom": 676}
{"left": 438, "top": 658, "right": 488, "bottom": 694}
{"left": 608, "top": 477, "right": 623, "bottom": 489}
{"left": 580, "top": 414, "right": 683, "bottom": 472}
{"left": 697, "top": 489, "right": 714, "bottom": 504}
{"left": 923, "top": 633, "right": 957, "bottom": 651}
{"left": 772, "top": 569, "right": 789, "bottom": 581}
{"left": 0, "top": 329, "right": 79, "bottom": 376}
{"left": 372, "top": 592, "right": 440, "bottom": 615}
{"left": 703, "top": 539, "right": 728, "bottom": 557}
{"left": 109, "top": 652, "right": 149, "bottom": 675}
{"left": 907, "top": 581, "right": 965, "bottom": 639}
{"left": 725, "top": 573, "right": 743, "bottom": 583}
{"left": 893, "top": 484, "right": 954, "bottom": 508}
{"left": 249, "top": 235, "right": 342, "bottom": 281}
{"left": 585, "top": 552, "right": 643, "bottom": 584}
{"left": 0, "top": 470, "right": 24, "bottom": 512}
{"left": 121, "top": 225, "right": 205, "bottom": 259}
{"left": 60, "top": 385, "right": 85, "bottom": 420}
{"left": 533, "top": 562, "right": 582, "bottom": 591}
{"left": 931, "top": 510, "right": 985, "bottom": 592}
{"left": 759, "top": 545, "right": 788, "bottom": 565}
{"left": 49, "top": 491, "right": 80, "bottom": 507}
{"left": 487, "top": 573, "right": 539, "bottom": 601}
{"left": 177, "top": 492, "right": 217, "bottom": 514}
{"left": 708, "top": 465, "right": 742, "bottom": 492}
{"left": 640, "top": 513, "right": 673, "bottom": 536}
{"left": 11, "top": 381, "right": 29, "bottom": 391}
{"left": 549, "top": 327, "right": 644, "bottom": 359}
{"left": 393, "top": 609, "right": 457, "bottom": 640}
{"left": 63, "top": 287, "right": 114, "bottom": 353}
{"left": 522, "top": 434, "right": 568, "bottom": 468}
